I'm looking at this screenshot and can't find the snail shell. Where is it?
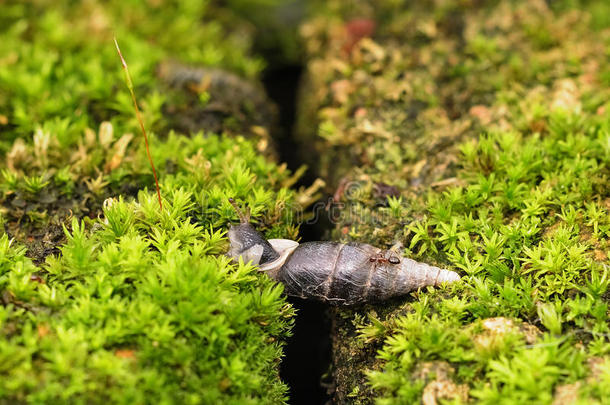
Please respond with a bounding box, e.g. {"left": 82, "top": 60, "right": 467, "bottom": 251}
{"left": 228, "top": 222, "right": 460, "bottom": 305}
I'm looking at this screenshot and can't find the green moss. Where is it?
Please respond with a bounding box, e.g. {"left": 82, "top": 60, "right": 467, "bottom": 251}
{"left": 0, "top": 131, "right": 305, "bottom": 403}
{"left": 6, "top": 0, "right": 610, "bottom": 402}
{"left": 0, "top": 0, "right": 307, "bottom": 402}
{"left": 0, "top": 0, "right": 287, "bottom": 257}
{"left": 0, "top": 0, "right": 265, "bottom": 144}
{"left": 298, "top": 0, "right": 610, "bottom": 403}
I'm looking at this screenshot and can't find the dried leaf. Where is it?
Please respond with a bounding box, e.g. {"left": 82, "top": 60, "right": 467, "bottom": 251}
{"left": 104, "top": 133, "right": 133, "bottom": 172}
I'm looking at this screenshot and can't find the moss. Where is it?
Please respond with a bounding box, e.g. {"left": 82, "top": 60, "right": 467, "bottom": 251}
{"left": 0, "top": 0, "right": 308, "bottom": 402}
{"left": 298, "top": 0, "right": 610, "bottom": 403}
{"left": 0, "top": 0, "right": 266, "bottom": 144}
{"left": 6, "top": 0, "right": 610, "bottom": 402}
{"left": 157, "top": 62, "right": 279, "bottom": 158}
{"left": 0, "top": 124, "right": 305, "bottom": 402}
{"left": 0, "top": 0, "right": 286, "bottom": 260}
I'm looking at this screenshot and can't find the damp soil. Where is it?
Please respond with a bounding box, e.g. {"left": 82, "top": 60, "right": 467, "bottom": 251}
{"left": 2, "top": 179, "right": 143, "bottom": 265}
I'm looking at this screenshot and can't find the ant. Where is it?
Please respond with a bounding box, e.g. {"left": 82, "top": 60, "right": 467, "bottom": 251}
{"left": 369, "top": 252, "right": 401, "bottom": 265}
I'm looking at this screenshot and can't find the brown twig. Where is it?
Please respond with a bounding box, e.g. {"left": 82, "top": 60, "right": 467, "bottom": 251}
{"left": 113, "top": 37, "right": 163, "bottom": 211}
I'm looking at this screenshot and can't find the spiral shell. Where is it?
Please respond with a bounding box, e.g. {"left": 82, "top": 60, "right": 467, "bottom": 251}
{"left": 227, "top": 221, "right": 460, "bottom": 305}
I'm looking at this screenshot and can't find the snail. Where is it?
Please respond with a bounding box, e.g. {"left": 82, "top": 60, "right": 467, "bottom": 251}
{"left": 226, "top": 199, "right": 460, "bottom": 305}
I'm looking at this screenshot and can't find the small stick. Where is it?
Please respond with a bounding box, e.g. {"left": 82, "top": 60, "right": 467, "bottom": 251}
{"left": 113, "top": 37, "right": 163, "bottom": 211}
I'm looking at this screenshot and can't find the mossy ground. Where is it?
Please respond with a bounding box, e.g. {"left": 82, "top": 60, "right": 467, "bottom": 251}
{"left": 0, "top": 0, "right": 286, "bottom": 259}
{"left": 0, "top": 0, "right": 309, "bottom": 403}
{"left": 298, "top": 0, "right": 610, "bottom": 403}
{"left": 5, "top": 0, "right": 610, "bottom": 403}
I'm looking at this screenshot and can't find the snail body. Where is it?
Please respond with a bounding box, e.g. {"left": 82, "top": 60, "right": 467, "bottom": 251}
{"left": 227, "top": 204, "right": 460, "bottom": 305}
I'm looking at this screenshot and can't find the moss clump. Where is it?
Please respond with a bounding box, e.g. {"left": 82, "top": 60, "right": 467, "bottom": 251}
{"left": 0, "top": 0, "right": 308, "bottom": 402}
{"left": 0, "top": 132, "right": 305, "bottom": 403}
{"left": 0, "top": 0, "right": 286, "bottom": 258}
{"left": 0, "top": 0, "right": 267, "bottom": 144}
{"left": 298, "top": 0, "right": 610, "bottom": 403}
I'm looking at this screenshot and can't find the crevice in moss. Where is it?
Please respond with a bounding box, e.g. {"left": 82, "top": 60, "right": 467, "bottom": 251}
{"left": 262, "top": 64, "right": 333, "bottom": 405}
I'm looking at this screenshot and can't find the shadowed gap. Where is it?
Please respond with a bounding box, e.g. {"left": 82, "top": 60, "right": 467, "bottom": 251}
{"left": 262, "top": 65, "right": 333, "bottom": 405}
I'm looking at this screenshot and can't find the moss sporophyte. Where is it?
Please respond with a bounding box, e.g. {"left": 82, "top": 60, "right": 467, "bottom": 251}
{"left": 114, "top": 38, "right": 162, "bottom": 211}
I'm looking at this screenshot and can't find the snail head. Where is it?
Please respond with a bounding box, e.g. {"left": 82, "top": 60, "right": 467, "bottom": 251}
{"left": 226, "top": 198, "right": 279, "bottom": 265}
